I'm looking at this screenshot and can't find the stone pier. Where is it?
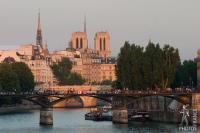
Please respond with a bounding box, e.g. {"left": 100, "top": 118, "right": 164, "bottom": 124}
{"left": 40, "top": 108, "right": 53, "bottom": 125}
{"left": 192, "top": 93, "right": 200, "bottom": 125}
{"left": 112, "top": 108, "right": 128, "bottom": 124}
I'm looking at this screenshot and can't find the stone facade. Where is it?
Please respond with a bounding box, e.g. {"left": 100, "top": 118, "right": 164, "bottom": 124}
{"left": 94, "top": 32, "right": 111, "bottom": 58}
{"left": 100, "top": 63, "right": 116, "bottom": 81}
{"left": 71, "top": 32, "right": 88, "bottom": 50}
{"left": 0, "top": 44, "right": 54, "bottom": 89}
{"left": 48, "top": 29, "right": 117, "bottom": 84}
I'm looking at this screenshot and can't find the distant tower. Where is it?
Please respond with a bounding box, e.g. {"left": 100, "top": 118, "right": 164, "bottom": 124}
{"left": 70, "top": 16, "right": 88, "bottom": 50}
{"left": 36, "top": 10, "right": 43, "bottom": 49}
{"left": 94, "top": 32, "right": 111, "bottom": 58}
{"left": 71, "top": 32, "right": 88, "bottom": 49}
{"left": 84, "top": 15, "right": 86, "bottom": 33}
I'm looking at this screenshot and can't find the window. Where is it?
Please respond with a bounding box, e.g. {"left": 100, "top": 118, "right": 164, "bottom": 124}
{"left": 80, "top": 38, "right": 83, "bottom": 48}
{"left": 76, "top": 38, "right": 79, "bottom": 48}
{"left": 103, "top": 38, "right": 106, "bottom": 50}
{"left": 100, "top": 38, "right": 102, "bottom": 50}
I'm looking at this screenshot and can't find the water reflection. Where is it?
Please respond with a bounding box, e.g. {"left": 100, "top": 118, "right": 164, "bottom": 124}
{"left": 0, "top": 108, "right": 199, "bottom": 133}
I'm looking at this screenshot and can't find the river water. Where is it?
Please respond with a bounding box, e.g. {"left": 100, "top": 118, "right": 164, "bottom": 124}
{"left": 0, "top": 108, "right": 199, "bottom": 133}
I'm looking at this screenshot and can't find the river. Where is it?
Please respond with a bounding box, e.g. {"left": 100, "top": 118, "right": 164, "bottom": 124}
{"left": 0, "top": 108, "right": 199, "bottom": 133}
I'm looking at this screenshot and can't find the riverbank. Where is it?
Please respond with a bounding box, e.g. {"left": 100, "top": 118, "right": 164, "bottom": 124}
{"left": 0, "top": 105, "right": 40, "bottom": 114}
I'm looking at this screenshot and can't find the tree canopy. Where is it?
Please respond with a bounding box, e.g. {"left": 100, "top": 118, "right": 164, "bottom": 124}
{"left": 116, "top": 41, "right": 181, "bottom": 90}
{"left": 101, "top": 80, "right": 112, "bottom": 85}
{"left": 0, "top": 63, "right": 20, "bottom": 92}
{"left": 51, "top": 57, "right": 85, "bottom": 85}
{"left": 11, "top": 62, "right": 35, "bottom": 92}
{"left": 172, "top": 60, "right": 197, "bottom": 88}
{"left": 0, "top": 62, "right": 34, "bottom": 92}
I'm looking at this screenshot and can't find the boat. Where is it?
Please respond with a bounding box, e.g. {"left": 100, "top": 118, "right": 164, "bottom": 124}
{"left": 129, "top": 111, "right": 150, "bottom": 121}
{"left": 85, "top": 108, "right": 99, "bottom": 120}
{"left": 101, "top": 110, "right": 112, "bottom": 121}
{"left": 93, "top": 111, "right": 112, "bottom": 121}
{"left": 85, "top": 112, "right": 95, "bottom": 120}
{"left": 85, "top": 107, "right": 112, "bottom": 121}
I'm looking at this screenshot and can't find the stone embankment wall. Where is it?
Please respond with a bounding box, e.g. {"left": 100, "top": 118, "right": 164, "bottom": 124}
{"left": 0, "top": 105, "right": 40, "bottom": 114}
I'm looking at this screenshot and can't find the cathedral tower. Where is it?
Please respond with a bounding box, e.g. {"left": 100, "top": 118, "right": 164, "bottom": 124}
{"left": 71, "top": 16, "right": 88, "bottom": 50}
{"left": 94, "top": 32, "right": 111, "bottom": 58}
{"left": 71, "top": 32, "right": 88, "bottom": 49}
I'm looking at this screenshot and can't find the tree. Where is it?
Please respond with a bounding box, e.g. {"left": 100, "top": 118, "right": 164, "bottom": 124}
{"left": 51, "top": 57, "right": 72, "bottom": 85}
{"left": 111, "top": 80, "right": 123, "bottom": 89}
{"left": 172, "top": 60, "right": 197, "bottom": 88}
{"left": 67, "top": 72, "right": 85, "bottom": 85}
{"left": 0, "top": 63, "right": 20, "bottom": 92}
{"left": 51, "top": 57, "right": 85, "bottom": 85}
{"left": 116, "top": 41, "right": 180, "bottom": 90}
{"left": 11, "top": 62, "right": 35, "bottom": 92}
{"left": 116, "top": 41, "right": 131, "bottom": 89}
{"left": 116, "top": 42, "right": 144, "bottom": 90}
{"left": 101, "top": 80, "right": 112, "bottom": 85}
{"left": 160, "top": 45, "right": 180, "bottom": 89}
{"left": 143, "top": 42, "right": 163, "bottom": 89}
{"left": 130, "top": 44, "right": 144, "bottom": 89}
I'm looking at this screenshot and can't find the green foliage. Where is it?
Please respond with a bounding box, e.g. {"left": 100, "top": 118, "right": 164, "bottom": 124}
{"left": 143, "top": 42, "right": 163, "bottom": 88}
{"left": 116, "top": 41, "right": 180, "bottom": 90}
{"left": 160, "top": 45, "right": 180, "bottom": 89}
{"left": 11, "top": 62, "right": 35, "bottom": 92}
{"left": 111, "top": 80, "right": 123, "bottom": 89}
{"left": 0, "top": 62, "right": 35, "bottom": 92}
{"left": 101, "top": 80, "right": 112, "bottom": 85}
{"left": 172, "top": 60, "right": 197, "bottom": 88}
{"left": 67, "top": 72, "right": 86, "bottom": 85}
{"left": 51, "top": 57, "right": 72, "bottom": 85}
{"left": 51, "top": 57, "right": 85, "bottom": 85}
{"left": 116, "top": 41, "right": 145, "bottom": 89}
{"left": 0, "top": 63, "right": 20, "bottom": 92}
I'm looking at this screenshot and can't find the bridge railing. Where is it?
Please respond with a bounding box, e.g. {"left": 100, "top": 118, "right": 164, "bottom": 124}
{"left": 0, "top": 88, "right": 195, "bottom": 96}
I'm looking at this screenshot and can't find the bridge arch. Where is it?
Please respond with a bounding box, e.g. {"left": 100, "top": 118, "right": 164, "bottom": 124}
{"left": 50, "top": 95, "right": 111, "bottom": 107}
{"left": 126, "top": 95, "right": 190, "bottom": 111}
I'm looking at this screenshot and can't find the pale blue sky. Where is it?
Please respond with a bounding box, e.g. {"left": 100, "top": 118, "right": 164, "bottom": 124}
{"left": 0, "top": 0, "right": 199, "bottom": 60}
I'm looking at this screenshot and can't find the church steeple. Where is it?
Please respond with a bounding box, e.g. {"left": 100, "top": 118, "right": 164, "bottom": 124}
{"left": 36, "top": 9, "right": 43, "bottom": 49}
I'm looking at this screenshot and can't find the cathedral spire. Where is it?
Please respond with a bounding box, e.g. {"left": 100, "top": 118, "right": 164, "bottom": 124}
{"left": 84, "top": 14, "right": 86, "bottom": 33}
{"left": 36, "top": 9, "right": 43, "bottom": 49}
{"left": 37, "top": 9, "right": 41, "bottom": 30}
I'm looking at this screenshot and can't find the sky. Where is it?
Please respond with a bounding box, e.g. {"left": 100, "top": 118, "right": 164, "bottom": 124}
{"left": 0, "top": 0, "right": 199, "bottom": 60}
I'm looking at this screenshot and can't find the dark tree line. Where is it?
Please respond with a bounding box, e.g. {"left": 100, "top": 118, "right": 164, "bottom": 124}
{"left": 116, "top": 41, "right": 181, "bottom": 90}
{"left": 0, "top": 62, "right": 35, "bottom": 92}
{"left": 0, "top": 62, "right": 35, "bottom": 106}
{"left": 172, "top": 60, "right": 197, "bottom": 88}
{"left": 51, "top": 57, "right": 85, "bottom": 85}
